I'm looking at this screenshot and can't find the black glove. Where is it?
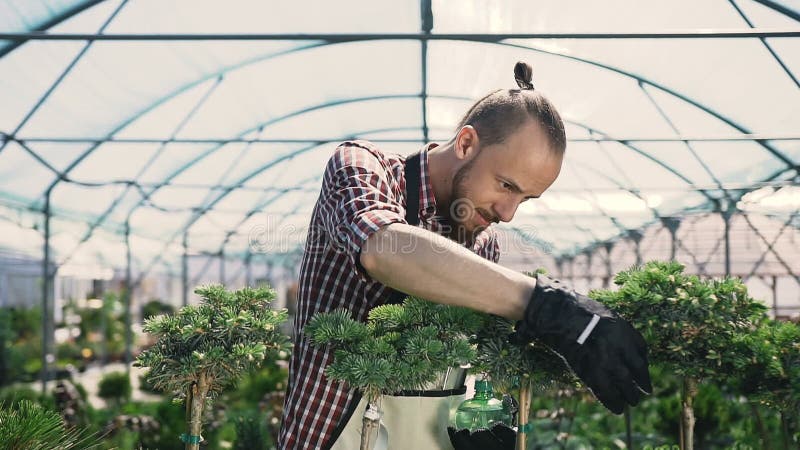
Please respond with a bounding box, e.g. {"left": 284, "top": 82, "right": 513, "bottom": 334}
{"left": 513, "top": 274, "right": 652, "bottom": 414}
{"left": 447, "top": 423, "right": 516, "bottom": 450}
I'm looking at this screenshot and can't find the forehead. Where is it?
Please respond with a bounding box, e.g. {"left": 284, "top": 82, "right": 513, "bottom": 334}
{"left": 479, "top": 121, "right": 563, "bottom": 194}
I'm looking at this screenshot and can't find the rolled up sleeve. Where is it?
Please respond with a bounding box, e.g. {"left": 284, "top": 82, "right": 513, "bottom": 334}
{"left": 475, "top": 228, "right": 501, "bottom": 264}
{"left": 317, "top": 143, "right": 407, "bottom": 278}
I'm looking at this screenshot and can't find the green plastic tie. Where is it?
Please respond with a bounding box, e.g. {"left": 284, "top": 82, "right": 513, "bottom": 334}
{"left": 518, "top": 422, "right": 533, "bottom": 433}
{"left": 180, "top": 433, "right": 202, "bottom": 444}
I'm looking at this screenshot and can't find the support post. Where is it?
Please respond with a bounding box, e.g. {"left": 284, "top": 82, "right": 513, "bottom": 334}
{"left": 661, "top": 217, "right": 681, "bottom": 261}
{"left": 124, "top": 222, "right": 133, "bottom": 370}
{"left": 603, "top": 241, "right": 614, "bottom": 288}
{"left": 182, "top": 232, "right": 189, "bottom": 307}
{"left": 41, "top": 191, "right": 53, "bottom": 394}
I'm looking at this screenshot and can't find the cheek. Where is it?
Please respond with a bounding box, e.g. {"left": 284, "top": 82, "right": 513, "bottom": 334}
{"left": 461, "top": 179, "right": 492, "bottom": 205}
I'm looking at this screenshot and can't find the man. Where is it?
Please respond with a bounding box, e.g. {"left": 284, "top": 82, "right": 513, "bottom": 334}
{"left": 279, "top": 62, "right": 651, "bottom": 449}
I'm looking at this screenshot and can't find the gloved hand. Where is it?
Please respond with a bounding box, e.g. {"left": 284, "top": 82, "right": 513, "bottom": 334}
{"left": 513, "top": 274, "right": 652, "bottom": 414}
{"left": 447, "top": 423, "right": 516, "bottom": 450}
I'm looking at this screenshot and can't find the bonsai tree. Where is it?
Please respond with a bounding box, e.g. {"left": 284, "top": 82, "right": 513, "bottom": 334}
{"left": 591, "top": 261, "right": 768, "bottom": 450}
{"left": 135, "top": 285, "right": 289, "bottom": 450}
{"left": 0, "top": 399, "right": 102, "bottom": 450}
{"left": 97, "top": 371, "right": 131, "bottom": 410}
{"left": 308, "top": 290, "right": 580, "bottom": 450}
{"left": 729, "top": 318, "right": 800, "bottom": 448}
{"left": 305, "top": 297, "right": 482, "bottom": 450}
{"left": 470, "top": 270, "right": 577, "bottom": 449}
{"left": 471, "top": 313, "right": 576, "bottom": 449}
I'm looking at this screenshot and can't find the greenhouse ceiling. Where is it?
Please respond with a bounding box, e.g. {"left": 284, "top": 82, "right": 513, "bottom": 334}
{"left": 0, "top": 0, "right": 798, "bottom": 276}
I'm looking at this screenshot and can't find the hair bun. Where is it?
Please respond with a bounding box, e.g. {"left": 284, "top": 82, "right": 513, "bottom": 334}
{"left": 514, "top": 61, "right": 534, "bottom": 90}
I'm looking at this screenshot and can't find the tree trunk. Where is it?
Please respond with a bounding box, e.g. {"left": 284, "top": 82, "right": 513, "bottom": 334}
{"left": 780, "top": 411, "right": 792, "bottom": 450}
{"left": 516, "top": 381, "right": 531, "bottom": 450}
{"left": 749, "top": 402, "right": 770, "bottom": 450}
{"left": 360, "top": 397, "right": 382, "bottom": 450}
{"left": 185, "top": 375, "right": 208, "bottom": 450}
{"left": 679, "top": 376, "right": 697, "bottom": 450}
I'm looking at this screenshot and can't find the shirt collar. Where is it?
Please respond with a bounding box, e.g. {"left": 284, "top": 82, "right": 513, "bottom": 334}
{"left": 417, "top": 143, "right": 438, "bottom": 220}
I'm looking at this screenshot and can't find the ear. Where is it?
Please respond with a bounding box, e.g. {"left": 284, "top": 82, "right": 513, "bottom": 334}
{"left": 454, "top": 126, "right": 480, "bottom": 161}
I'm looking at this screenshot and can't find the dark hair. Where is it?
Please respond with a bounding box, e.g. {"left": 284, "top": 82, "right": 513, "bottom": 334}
{"left": 456, "top": 61, "right": 566, "bottom": 155}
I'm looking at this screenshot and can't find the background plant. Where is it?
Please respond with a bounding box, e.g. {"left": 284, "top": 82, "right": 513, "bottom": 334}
{"left": 0, "top": 307, "right": 44, "bottom": 384}
{"left": 97, "top": 371, "right": 131, "bottom": 410}
{"left": 728, "top": 318, "right": 800, "bottom": 448}
{"left": 591, "top": 261, "right": 770, "bottom": 450}
{"left": 135, "top": 285, "right": 289, "bottom": 450}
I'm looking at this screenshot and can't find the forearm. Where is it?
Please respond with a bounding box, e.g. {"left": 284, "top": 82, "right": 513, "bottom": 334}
{"left": 360, "top": 223, "right": 535, "bottom": 320}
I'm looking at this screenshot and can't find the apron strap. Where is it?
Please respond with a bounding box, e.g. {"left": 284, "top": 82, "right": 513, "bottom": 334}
{"left": 404, "top": 152, "right": 422, "bottom": 226}
{"left": 386, "top": 152, "right": 421, "bottom": 306}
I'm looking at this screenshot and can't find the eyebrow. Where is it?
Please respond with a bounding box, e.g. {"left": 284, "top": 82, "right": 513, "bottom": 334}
{"left": 502, "top": 177, "right": 541, "bottom": 199}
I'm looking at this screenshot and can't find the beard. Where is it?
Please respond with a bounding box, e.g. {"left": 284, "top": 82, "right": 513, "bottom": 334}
{"left": 448, "top": 158, "right": 493, "bottom": 245}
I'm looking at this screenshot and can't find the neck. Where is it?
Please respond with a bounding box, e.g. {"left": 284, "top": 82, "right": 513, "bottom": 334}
{"left": 426, "top": 141, "right": 456, "bottom": 214}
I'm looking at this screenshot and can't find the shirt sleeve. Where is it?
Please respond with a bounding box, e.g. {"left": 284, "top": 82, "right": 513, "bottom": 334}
{"left": 475, "top": 227, "right": 501, "bottom": 264}
{"left": 316, "top": 142, "right": 407, "bottom": 279}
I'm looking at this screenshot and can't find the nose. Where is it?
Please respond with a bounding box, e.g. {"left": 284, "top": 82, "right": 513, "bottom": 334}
{"left": 493, "top": 198, "right": 519, "bottom": 223}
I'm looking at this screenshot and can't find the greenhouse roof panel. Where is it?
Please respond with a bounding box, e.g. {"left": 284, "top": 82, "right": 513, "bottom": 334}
{"left": 0, "top": 0, "right": 796, "bottom": 269}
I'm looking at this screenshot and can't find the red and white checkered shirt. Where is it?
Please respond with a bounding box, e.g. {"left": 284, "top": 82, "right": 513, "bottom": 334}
{"left": 278, "top": 140, "right": 499, "bottom": 449}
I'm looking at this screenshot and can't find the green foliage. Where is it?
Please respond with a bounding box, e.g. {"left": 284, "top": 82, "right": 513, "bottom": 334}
{"left": 141, "top": 299, "right": 175, "bottom": 321}
{"left": 138, "top": 371, "right": 160, "bottom": 394}
{"left": 729, "top": 318, "right": 800, "bottom": 414}
{"left": 306, "top": 309, "right": 370, "bottom": 347}
{"left": 591, "top": 261, "right": 768, "bottom": 379}
{"left": 139, "top": 398, "right": 188, "bottom": 450}
{"left": 232, "top": 410, "right": 270, "bottom": 450}
{"left": 5, "top": 306, "right": 42, "bottom": 340}
{"left": 0, "top": 308, "right": 14, "bottom": 386}
{"left": 98, "top": 371, "right": 132, "bottom": 407}
{"left": 96, "top": 398, "right": 194, "bottom": 450}
{"left": 306, "top": 298, "right": 482, "bottom": 401}
{"left": 590, "top": 261, "right": 798, "bottom": 445}
{"left": 56, "top": 292, "right": 127, "bottom": 364}
{"left": 0, "top": 400, "right": 102, "bottom": 450}
{"left": 225, "top": 359, "right": 288, "bottom": 408}
{"left": 472, "top": 314, "right": 575, "bottom": 393}
{"left": 523, "top": 366, "right": 786, "bottom": 449}
{"left": 0, "top": 307, "right": 44, "bottom": 384}
{"left": 0, "top": 386, "right": 54, "bottom": 411}
{"left": 470, "top": 270, "right": 573, "bottom": 394}
{"left": 135, "top": 284, "right": 290, "bottom": 399}
{"left": 308, "top": 293, "right": 576, "bottom": 402}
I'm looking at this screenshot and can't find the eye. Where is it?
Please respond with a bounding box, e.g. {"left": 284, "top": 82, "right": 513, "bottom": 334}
{"left": 500, "top": 180, "right": 513, "bottom": 191}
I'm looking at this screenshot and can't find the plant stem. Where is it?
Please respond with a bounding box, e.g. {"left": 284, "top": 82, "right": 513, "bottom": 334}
{"left": 360, "top": 396, "right": 382, "bottom": 450}
{"left": 186, "top": 375, "right": 208, "bottom": 450}
{"left": 749, "top": 402, "right": 770, "bottom": 450}
{"left": 780, "top": 411, "right": 790, "bottom": 450}
{"left": 680, "top": 376, "right": 697, "bottom": 450}
{"left": 185, "top": 383, "right": 193, "bottom": 447}
{"left": 517, "top": 380, "right": 531, "bottom": 450}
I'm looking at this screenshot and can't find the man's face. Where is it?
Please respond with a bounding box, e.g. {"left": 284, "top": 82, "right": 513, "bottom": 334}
{"left": 449, "top": 120, "right": 563, "bottom": 241}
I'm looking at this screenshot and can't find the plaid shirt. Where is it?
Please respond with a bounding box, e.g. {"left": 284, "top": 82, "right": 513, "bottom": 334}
{"left": 278, "top": 140, "right": 499, "bottom": 449}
